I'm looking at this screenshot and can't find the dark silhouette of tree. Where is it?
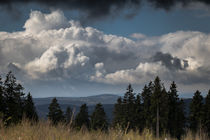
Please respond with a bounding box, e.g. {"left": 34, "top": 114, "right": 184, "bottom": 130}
{"left": 134, "top": 93, "right": 144, "bottom": 132}
{"left": 0, "top": 76, "right": 5, "bottom": 114}
{"left": 141, "top": 82, "right": 153, "bottom": 129}
{"left": 189, "top": 90, "right": 204, "bottom": 133}
{"left": 150, "top": 77, "right": 169, "bottom": 138}
{"left": 23, "top": 93, "right": 38, "bottom": 122}
{"left": 151, "top": 76, "right": 162, "bottom": 138}
{"left": 3, "top": 71, "right": 25, "bottom": 125}
{"left": 74, "top": 104, "right": 89, "bottom": 129}
{"left": 47, "top": 98, "right": 64, "bottom": 125}
{"left": 203, "top": 90, "right": 210, "bottom": 136}
{"left": 90, "top": 103, "right": 108, "bottom": 131}
{"left": 112, "top": 97, "right": 124, "bottom": 128}
{"left": 65, "top": 106, "right": 72, "bottom": 125}
{"left": 113, "top": 84, "right": 144, "bottom": 131}
{"left": 167, "top": 81, "right": 185, "bottom": 139}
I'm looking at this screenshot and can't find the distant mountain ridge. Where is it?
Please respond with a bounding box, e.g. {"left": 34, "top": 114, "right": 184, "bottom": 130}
{"left": 34, "top": 94, "right": 192, "bottom": 122}
{"left": 34, "top": 94, "right": 120, "bottom": 106}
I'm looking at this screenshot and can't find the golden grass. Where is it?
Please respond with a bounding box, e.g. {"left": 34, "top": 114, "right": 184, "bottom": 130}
{"left": 0, "top": 120, "right": 208, "bottom": 140}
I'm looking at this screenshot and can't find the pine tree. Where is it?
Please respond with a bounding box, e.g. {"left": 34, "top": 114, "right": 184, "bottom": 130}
{"left": 203, "top": 90, "right": 210, "bottom": 136}
{"left": 23, "top": 93, "right": 38, "bottom": 122}
{"left": 112, "top": 97, "right": 124, "bottom": 128}
{"left": 65, "top": 106, "right": 72, "bottom": 124}
{"left": 159, "top": 86, "right": 169, "bottom": 135}
{"left": 90, "top": 103, "right": 108, "bottom": 131}
{"left": 47, "top": 98, "right": 64, "bottom": 125}
{"left": 0, "top": 75, "right": 4, "bottom": 114}
{"left": 141, "top": 82, "right": 153, "bottom": 129}
{"left": 167, "top": 81, "right": 185, "bottom": 139}
{"left": 3, "top": 71, "right": 25, "bottom": 125}
{"left": 74, "top": 104, "right": 89, "bottom": 129}
{"left": 189, "top": 90, "right": 204, "bottom": 133}
{"left": 150, "top": 77, "right": 169, "bottom": 138}
{"left": 135, "top": 93, "right": 144, "bottom": 132}
{"left": 151, "top": 76, "right": 162, "bottom": 138}
{"left": 122, "top": 84, "right": 137, "bottom": 130}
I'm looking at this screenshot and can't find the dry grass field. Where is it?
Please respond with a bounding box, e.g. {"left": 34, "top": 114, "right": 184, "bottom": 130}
{"left": 0, "top": 120, "right": 209, "bottom": 140}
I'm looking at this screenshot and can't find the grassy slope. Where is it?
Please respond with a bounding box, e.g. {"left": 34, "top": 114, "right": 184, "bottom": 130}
{"left": 0, "top": 120, "right": 209, "bottom": 140}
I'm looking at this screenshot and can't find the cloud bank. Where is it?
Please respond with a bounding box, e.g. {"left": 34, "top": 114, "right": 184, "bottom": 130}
{"left": 1, "top": 0, "right": 210, "bottom": 20}
{"left": 1, "top": 10, "right": 210, "bottom": 95}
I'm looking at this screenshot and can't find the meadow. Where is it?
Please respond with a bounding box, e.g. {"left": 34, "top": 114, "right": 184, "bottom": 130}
{"left": 0, "top": 120, "right": 208, "bottom": 140}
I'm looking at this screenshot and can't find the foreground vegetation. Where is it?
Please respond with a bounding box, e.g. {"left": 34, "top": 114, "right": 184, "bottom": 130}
{"left": 0, "top": 120, "right": 209, "bottom": 140}
{"left": 1, "top": 71, "right": 210, "bottom": 139}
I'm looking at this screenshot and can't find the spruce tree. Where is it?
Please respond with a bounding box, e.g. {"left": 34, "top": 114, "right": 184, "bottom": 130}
{"left": 0, "top": 76, "right": 4, "bottom": 114}
{"left": 167, "top": 81, "right": 185, "bottom": 139}
{"left": 151, "top": 76, "right": 162, "bottom": 138}
{"left": 122, "top": 84, "right": 137, "bottom": 130}
{"left": 65, "top": 106, "right": 72, "bottom": 124}
{"left": 74, "top": 104, "right": 89, "bottom": 129}
{"left": 150, "top": 77, "right": 169, "bottom": 138}
{"left": 3, "top": 71, "right": 25, "bottom": 125}
{"left": 189, "top": 90, "right": 204, "bottom": 133}
{"left": 135, "top": 93, "right": 144, "bottom": 132}
{"left": 141, "top": 82, "right": 153, "bottom": 129}
{"left": 90, "top": 103, "right": 108, "bottom": 131}
{"left": 23, "top": 93, "right": 38, "bottom": 122}
{"left": 112, "top": 97, "right": 124, "bottom": 128}
{"left": 47, "top": 98, "right": 64, "bottom": 125}
{"left": 203, "top": 90, "right": 210, "bottom": 136}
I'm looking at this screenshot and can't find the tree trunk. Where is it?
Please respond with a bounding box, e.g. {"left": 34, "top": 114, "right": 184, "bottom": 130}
{"left": 156, "top": 104, "right": 159, "bottom": 138}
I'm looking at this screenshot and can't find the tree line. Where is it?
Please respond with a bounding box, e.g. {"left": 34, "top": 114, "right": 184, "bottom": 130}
{"left": 0, "top": 71, "right": 38, "bottom": 125}
{"left": 0, "top": 71, "right": 210, "bottom": 139}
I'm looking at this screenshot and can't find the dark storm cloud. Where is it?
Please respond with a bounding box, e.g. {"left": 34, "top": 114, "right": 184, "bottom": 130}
{"left": 1, "top": 0, "right": 210, "bottom": 20}
{"left": 148, "top": 0, "right": 210, "bottom": 10}
{"left": 152, "top": 52, "right": 188, "bottom": 70}
{"left": 0, "top": 0, "right": 141, "bottom": 19}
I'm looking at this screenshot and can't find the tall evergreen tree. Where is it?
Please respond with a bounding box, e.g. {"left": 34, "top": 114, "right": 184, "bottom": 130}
{"left": 112, "top": 97, "right": 124, "bottom": 128}
{"left": 0, "top": 76, "right": 5, "bottom": 114}
{"left": 141, "top": 82, "right": 153, "bottom": 129}
{"left": 135, "top": 93, "right": 144, "bottom": 132}
{"left": 23, "top": 93, "right": 38, "bottom": 122}
{"left": 74, "top": 104, "right": 90, "bottom": 129}
{"left": 203, "top": 90, "right": 210, "bottom": 136}
{"left": 151, "top": 76, "right": 162, "bottom": 138}
{"left": 65, "top": 106, "right": 72, "bottom": 124}
{"left": 47, "top": 98, "right": 64, "bottom": 125}
{"left": 167, "top": 81, "right": 185, "bottom": 139}
{"left": 90, "top": 103, "right": 108, "bottom": 131}
{"left": 122, "top": 84, "right": 137, "bottom": 130}
{"left": 189, "top": 90, "right": 204, "bottom": 133}
{"left": 150, "top": 77, "right": 169, "bottom": 138}
{"left": 3, "top": 71, "right": 25, "bottom": 125}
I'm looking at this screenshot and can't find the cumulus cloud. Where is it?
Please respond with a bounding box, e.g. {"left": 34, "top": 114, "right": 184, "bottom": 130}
{"left": 1, "top": 10, "right": 210, "bottom": 95}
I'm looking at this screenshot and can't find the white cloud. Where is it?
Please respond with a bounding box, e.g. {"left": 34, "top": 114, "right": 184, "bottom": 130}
{"left": 1, "top": 10, "right": 210, "bottom": 95}
{"left": 24, "top": 10, "right": 70, "bottom": 33}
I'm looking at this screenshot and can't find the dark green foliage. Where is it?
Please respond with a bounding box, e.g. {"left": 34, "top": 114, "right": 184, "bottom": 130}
{"left": 0, "top": 76, "right": 5, "bottom": 114}
{"left": 47, "top": 98, "right": 64, "bottom": 125}
{"left": 23, "top": 93, "right": 38, "bottom": 122}
{"left": 90, "top": 103, "right": 108, "bottom": 131}
{"left": 189, "top": 90, "right": 204, "bottom": 133}
{"left": 74, "top": 104, "right": 90, "bottom": 129}
{"left": 141, "top": 82, "right": 153, "bottom": 129}
{"left": 113, "top": 84, "right": 143, "bottom": 131}
{"left": 203, "top": 90, "right": 210, "bottom": 136}
{"left": 3, "top": 71, "right": 25, "bottom": 125}
{"left": 65, "top": 106, "right": 72, "bottom": 124}
{"left": 167, "top": 81, "right": 185, "bottom": 139}
{"left": 112, "top": 97, "right": 124, "bottom": 127}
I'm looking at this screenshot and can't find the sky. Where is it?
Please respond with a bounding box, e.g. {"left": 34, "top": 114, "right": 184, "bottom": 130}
{"left": 0, "top": 0, "right": 210, "bottom": 97}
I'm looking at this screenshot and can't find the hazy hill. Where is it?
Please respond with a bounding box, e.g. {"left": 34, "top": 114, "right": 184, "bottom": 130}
{"left": 34, "top": 94, "right": 192, "bottom": 122}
